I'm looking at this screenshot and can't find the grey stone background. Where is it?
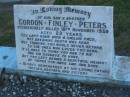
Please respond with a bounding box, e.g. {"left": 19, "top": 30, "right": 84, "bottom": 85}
{"left": 0, "top": 0, "right": 130, "bottom": 97}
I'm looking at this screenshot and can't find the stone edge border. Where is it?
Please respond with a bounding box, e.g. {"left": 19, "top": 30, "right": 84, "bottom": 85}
{"left": 0, "top": 46, "right": 130, "bottom": 86}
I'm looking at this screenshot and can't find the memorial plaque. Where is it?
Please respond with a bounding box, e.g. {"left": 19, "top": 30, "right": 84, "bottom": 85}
{"left": 14, "top": 5, "right": 114, "bottom": 79}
